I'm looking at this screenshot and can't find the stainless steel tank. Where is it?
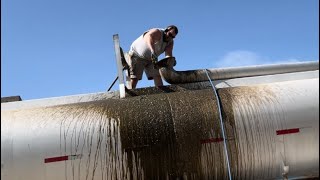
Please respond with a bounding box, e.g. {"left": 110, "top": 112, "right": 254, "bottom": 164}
{"left": 1, "top": 61, "right": 319, "bottom": 180}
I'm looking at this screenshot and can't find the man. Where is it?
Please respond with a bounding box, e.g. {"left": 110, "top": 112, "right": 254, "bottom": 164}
{"left": 127, "top": 25, "right": 178, "bottom": 89}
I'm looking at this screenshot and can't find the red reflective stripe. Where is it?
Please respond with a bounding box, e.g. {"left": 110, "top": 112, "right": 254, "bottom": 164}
{"left": 276, "top": 128, "right": 300, "bottom": 135}
{"left": 200, "top": 138, "right": 224, "bottom": 144}
{"left": 44, "top": 156, "right": 68, "bottom": 163}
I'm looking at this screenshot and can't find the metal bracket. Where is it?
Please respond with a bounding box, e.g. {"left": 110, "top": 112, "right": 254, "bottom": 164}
{"left": 113, "top": 34, "right": 126, "bottom": 98}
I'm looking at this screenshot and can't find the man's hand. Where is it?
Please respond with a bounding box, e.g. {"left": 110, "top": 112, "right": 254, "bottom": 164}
{"left": 151, "top": 53, "right": 158, "bottom": 68}
{"left": 151, "top": 53, "right": 158, "bottom": 64}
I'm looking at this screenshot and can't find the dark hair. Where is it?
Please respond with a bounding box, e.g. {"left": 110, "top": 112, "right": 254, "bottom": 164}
{"left": 165, "top": 25, "right": 178, "bottom": 35}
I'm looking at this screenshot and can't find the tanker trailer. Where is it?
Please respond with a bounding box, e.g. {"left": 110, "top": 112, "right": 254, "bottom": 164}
{"left": 1, "top": 61, "right": 319, "bottom": 180}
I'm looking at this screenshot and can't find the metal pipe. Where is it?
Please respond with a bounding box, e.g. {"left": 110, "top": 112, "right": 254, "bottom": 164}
{"left": 159, "top": 61, "right": 319, "bottom": 84}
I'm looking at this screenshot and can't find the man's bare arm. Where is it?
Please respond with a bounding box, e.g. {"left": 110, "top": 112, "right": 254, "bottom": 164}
{"left": 165, "top": 41, "right": 174, "bottom": 57}
{"left": 143, "top": 28, "right": 162, "bottom": 55}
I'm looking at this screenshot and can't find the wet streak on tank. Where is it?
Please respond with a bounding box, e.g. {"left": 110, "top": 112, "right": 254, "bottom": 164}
{"left": 101, "top": 89, "right": 222, "bottom": 179}
{"left": 217, "top": 81, "right": 319, "bottom": 179}
{"left": 49, "top": 84, "right": 288, "bottom": 179}
{"left": 218, "top": 85, "right": 282, "bottom": 179}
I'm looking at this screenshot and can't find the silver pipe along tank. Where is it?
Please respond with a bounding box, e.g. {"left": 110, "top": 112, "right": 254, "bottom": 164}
{"left": 1, "top": 61, "right": 319, "bottom": 180}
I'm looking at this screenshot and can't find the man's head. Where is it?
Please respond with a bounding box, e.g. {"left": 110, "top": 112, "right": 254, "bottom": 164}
{"left": 164, "top": 25, "right": 178, "bottom": 42}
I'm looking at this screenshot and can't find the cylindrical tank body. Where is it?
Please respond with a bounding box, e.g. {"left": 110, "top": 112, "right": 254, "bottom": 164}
{"left": 1, "top": 69, "right": 319, "bottom": 179}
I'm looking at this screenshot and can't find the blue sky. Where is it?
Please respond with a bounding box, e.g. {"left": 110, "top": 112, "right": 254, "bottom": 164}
{"left": 1, "top": 0, "right": 319, "bottom": 100}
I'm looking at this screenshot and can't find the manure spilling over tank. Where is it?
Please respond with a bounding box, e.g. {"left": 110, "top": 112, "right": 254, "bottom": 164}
{"left": 1, "top": 61, "right": 319, "bottom": 180}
